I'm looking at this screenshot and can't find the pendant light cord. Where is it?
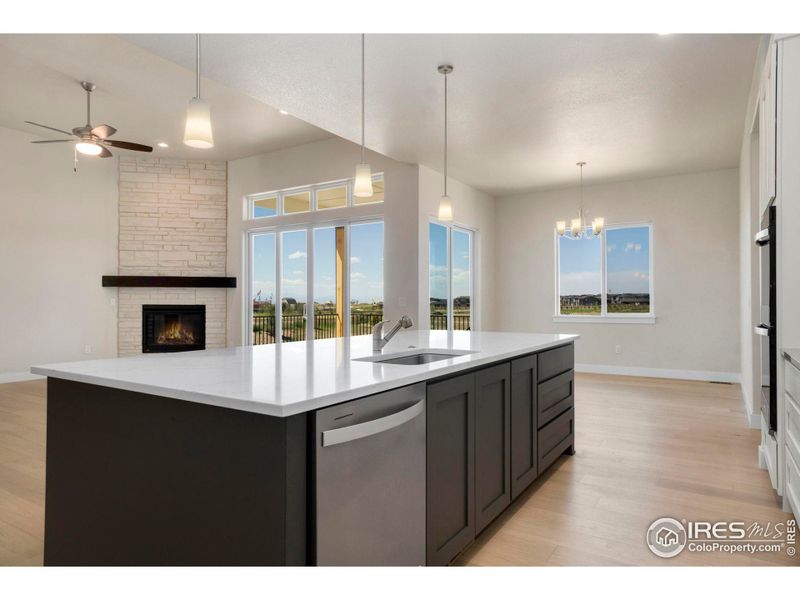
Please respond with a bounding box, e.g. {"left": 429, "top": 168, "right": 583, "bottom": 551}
{"left": 196, "top": 33, "right": 201, "bottom": 100}
{"left": 444, "top": 70, "right": 448, "bottom": 197}
{"left": 361, "top": 33, "right": 366, "bottom": 164}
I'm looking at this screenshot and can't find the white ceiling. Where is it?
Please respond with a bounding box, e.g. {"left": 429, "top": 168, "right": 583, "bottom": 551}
{"left": 125, "top": 33, "right": 761, "bottom": 196}
{"left": 0, "top": 35, "right": 332, "bottom": 162}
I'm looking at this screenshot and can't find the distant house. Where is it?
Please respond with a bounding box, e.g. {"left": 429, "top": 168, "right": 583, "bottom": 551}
{"left": 561, "top": 294, "right": 601, "bottom": 307}
{"left": 608, "top": 293, "right": 650, "bottom": 306}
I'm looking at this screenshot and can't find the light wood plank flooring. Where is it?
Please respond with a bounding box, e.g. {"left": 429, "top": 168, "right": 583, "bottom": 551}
{"left": 0, "top": 374, "right": 797, "bottom": 566}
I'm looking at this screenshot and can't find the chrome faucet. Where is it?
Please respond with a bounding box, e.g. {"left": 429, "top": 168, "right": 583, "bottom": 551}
{"left": 372, "top": 315, "right": 413, "bottom": 352}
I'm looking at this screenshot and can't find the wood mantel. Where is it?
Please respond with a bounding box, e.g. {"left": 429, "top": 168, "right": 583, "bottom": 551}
{"left": 101, "top": 276, "right": 236, "bottom": 288}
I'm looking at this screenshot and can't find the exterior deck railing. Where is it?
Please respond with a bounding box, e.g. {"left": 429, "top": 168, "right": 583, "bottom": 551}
{"left": 252, "top": 311, "right": 470, "bottom": 345}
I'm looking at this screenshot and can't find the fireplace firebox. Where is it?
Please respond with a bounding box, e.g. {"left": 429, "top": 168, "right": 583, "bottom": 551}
{"left": 142, "top": 305, "right": 206, "bottom": 353}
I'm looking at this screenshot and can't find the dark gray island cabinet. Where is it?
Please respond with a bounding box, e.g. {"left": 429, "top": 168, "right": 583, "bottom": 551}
{"left": 425, "top": 342, "right": 575, "bottom": 565}
{"left": 36, "top": 333, "right": 575, "bottom": 566}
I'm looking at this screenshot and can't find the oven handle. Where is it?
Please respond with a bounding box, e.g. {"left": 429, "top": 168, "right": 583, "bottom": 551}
{"left": 754, "top": 324, "right": 773, "bottom": 337}
{"left": 755, "top": 228, "right": 771, "bottom": 245}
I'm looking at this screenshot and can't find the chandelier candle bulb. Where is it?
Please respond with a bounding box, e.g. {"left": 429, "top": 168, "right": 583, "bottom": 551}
{"left": 556, "top": 221, "right": 567, "bottom": 236}
{"left": 571, "top": 217, "right": 582, "bottom": 236}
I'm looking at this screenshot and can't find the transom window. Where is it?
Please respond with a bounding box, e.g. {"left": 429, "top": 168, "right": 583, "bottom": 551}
{"left": 248, "top": 173, "right": 384, "bottom": 220}
{"left": 555, "top": 223, "right": 654, "bottom": 322}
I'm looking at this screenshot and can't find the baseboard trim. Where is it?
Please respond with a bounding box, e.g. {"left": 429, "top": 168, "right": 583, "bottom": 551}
{"left": 0, "top": 371, "right": 45, "bottom": 384}
{"left": 574, "top": 363, "right": 741, "bottom": 384}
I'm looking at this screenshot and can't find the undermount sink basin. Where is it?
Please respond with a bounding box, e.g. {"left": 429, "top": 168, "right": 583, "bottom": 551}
{"left": 355, "top": 349, "right": 475, "bottom": 365}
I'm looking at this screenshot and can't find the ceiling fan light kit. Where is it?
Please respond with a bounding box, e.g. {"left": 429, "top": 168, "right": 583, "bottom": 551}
{"left": 25, "top": 79, "right": 153, "bottom": 168}
{"left": 183, "top": 33, "right": 214, "bottom": 149}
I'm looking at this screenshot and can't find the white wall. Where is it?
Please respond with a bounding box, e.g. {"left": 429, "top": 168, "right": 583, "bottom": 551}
{"left": 417, "top": 165, "right": 497, "bottom": 330}
{"left": 494, "top": 169, "right": 741, "bottom": 380}
{"left": 0, "top": 125, "right": 118, "bottom": 379}
{"left": 226, "top": 137, "right": 420, "bottom": 345}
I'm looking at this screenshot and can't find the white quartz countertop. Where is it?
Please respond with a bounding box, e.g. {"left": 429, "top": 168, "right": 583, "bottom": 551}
{"left": 31, "top": 331, "right": 578, "bottom": 417}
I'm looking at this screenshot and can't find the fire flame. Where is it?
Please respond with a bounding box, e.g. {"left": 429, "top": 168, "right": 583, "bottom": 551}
{"left": 156, "top": 321, "right": 195, "bottom": 345}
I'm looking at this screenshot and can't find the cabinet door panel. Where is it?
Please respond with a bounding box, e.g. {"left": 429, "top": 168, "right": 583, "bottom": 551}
{"left": 426, "top": 373, "right": 475, "bottom": 566}
{"left": 475, "top": 363, "right": 511, "bottom": 534}
{"left": 510, "top": 355, "right": 538, "bottom": 500}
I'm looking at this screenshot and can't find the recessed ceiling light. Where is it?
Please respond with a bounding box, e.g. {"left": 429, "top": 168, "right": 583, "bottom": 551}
{"left": 279, "top": 109, "right": 289, "bottom": 115}
{"left": 158, "top": 142, "right": 169, "bottom": 148}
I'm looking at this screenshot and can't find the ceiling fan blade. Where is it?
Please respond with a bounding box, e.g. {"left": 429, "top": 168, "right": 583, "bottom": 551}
{"left": 91, "top": 124, "right": 117, "bottom": 139}
{"left": 98, "top": 145, "right": 112, "bottom": 158}
{"left": 24, "top": 121, "right": 76, "bottom": 137}
{"left": 31, "top": 139, "right": 73, "bottom": 143}
{"left": 104, "top": 139, "right": 153, "bottom": 153}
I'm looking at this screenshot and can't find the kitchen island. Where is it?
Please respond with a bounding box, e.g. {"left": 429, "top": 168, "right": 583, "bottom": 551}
{"left": 31, "top": 330, "right": 577, "bottom": 566}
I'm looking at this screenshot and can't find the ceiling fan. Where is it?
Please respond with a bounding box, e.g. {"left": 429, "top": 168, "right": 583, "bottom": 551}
{"left": 25, "top": 81, "right": 153, "bottom": 158}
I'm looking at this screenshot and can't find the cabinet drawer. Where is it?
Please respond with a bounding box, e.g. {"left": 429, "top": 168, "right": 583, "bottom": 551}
{"left": 786, "top": 391, "right": 800, "bottom": 468}
{"left": 786, "top": 358, "right": 800, "bottom": 403}
{"left": 537, "top": 344, "right": 573, "bottom": 382}
{"left": 786, "top": 447, "right": 800, "bottom": 521}
{"left": 538, "top": 407, "right": 574, "bottom": 476}
{"left": 537, "top": 370, "right": 574, "bottom": 427}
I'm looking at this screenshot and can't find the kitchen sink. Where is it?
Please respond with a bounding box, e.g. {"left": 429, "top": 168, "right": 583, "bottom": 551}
{"left": 355, "top": 349, "right": 475, "bottom": 365}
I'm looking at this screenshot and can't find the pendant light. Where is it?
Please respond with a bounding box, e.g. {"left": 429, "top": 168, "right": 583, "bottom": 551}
{"left": 437, "top": 64, "right": 454, "bottom": 221}
{"left": 183, "top": 33, "right": 214, "bottom": 149}
{"left": 353, "top": 34, "right": 374, "bottom": 197}
{"left": 556, "top": 162, "right": 603, "bottom": 239}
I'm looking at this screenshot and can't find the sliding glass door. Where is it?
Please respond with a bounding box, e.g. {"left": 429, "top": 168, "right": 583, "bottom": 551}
{"left": 249, "top": 220, "right": 383, "bottom": 345}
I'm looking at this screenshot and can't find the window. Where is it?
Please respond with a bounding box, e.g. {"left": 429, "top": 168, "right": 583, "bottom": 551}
{"left": 555, "top": 223, "right": 653, "bottom": 321}
{"left": 249, "top": 219, "right": 384, "bottom": 344}
{"left": 247, "top": 174, "right": 384, "bottom": 219}
{"left": 429, "top": 222, "right": 475, "bottom": 331}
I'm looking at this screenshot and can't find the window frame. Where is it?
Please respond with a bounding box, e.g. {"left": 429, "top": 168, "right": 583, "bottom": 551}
{"left": 246, "top": 173, "right": 384, "bottom": 221}
{"left": 246, "top": 216, "right": 385, "bottom": 345}
{"left": 553, "top": 221, "right": 655, "bottom": 324}
{"left": 428, "top": 218, "right": 478, "bottom": 333}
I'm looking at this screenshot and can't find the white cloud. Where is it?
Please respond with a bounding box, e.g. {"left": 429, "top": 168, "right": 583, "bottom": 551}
{"left": 351, "top": 272, "right": 366, "bottom": 281}
{"left": 607, "top": 244, "right": 616, "bottom": 253}
{"left": 350, "top": 256, "right": 361, "bottom": 264}
{"left": 281, "top": 277, "right": 306, "bottom": 286}
{"left": 559, "top": 271, "right": 601, "bottom": 295}
{"left": 625, "top": 242, "right": 634, "bottom": 252}
{"left": 288, "top": 251, "right": 306, "bottom": 260}
{"left": 607, "top": 270, "right": 649, "bottom": 293}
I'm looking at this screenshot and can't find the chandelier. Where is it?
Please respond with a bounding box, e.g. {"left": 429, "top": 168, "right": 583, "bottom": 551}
{"left": 556, "top": 162, "right": 604, "bottom": 239}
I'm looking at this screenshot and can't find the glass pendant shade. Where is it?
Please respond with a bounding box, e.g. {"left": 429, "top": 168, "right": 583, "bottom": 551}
{"left": 556, "top": 221, "right": 567, "bottom": 236}
{"left": 75, "top": 142, "right": 102, "bottom": 156}
{"left": 571, "top": 217, "right": 582, "bottom": 236}
{"left": 592, "top": 217, "right": 605, "bottom": 235}
{"left": 353, "top": 163, "right": 374, "bottom": 197}
{"left": 183, "top": 97, "right": 214, "bottom": 149}
{"left": 438, "top": 195, "right": 453, "bottom": 221}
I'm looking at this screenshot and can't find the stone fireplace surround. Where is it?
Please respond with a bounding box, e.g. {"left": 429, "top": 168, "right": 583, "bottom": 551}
{"left": 117, "top": 156, "right": 227, "bottom": 356}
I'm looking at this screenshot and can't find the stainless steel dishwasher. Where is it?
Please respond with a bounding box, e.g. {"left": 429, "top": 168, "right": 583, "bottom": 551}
{"left": 314, "top": 383, "right": 426, "bottom": 566}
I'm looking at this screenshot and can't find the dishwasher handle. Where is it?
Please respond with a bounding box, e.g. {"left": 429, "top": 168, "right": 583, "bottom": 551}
{"left": 321, "top": 399, "right": 424, "bottom": 447}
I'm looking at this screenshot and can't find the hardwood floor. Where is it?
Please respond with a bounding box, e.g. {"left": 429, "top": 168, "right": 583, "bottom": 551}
{"left": 0, "top": 374, "right": 796, "bottom": 566}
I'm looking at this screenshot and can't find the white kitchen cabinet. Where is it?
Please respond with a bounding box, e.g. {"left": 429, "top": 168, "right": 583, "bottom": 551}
{"left": 784, "top": 358, "right": 800, "bottom": 517}
{"left": 759, "top": 42, "right": 777, "bottom": 217}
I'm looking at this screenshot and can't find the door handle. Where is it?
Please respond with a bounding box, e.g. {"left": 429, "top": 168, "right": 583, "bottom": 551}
{"left": 321, "top": 399, "right": 424, "bottom": 447}
{"left": 755, "top": 228, "right": 770, "bottom": 245}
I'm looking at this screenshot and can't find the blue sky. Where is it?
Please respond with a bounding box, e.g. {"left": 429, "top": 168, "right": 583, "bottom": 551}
{"left": 252, "top": 222, "right": 384, "bottom": 305}
{"left": 429, "top": 223, "right": 471, "bottom": 301}
{"left": 606, "top": 226, "right": 650, "bottom": 294}
{"left": 559, "top": 226, "right": 650, "bottom": 295}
